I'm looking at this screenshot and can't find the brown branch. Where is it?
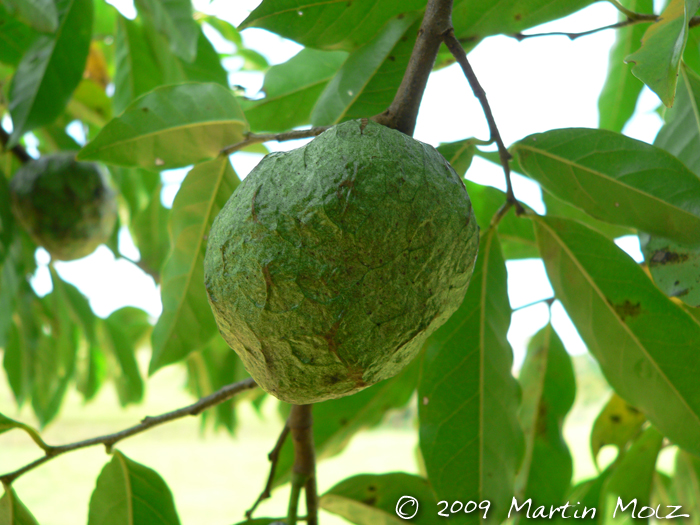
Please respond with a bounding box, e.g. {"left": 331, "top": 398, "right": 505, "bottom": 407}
{"left": 0, "top": 126, "right": 32, "bottom": 164}
{"left": 287, "top": 404, "right": 316, "bottom": 525}
{"left": 0, "top": 378, "right": 257, "bottom": 485}
{"left": 245, "top": 420, "right": 290, "bottom": 519}
{"left": 443, "top": 31, "right": 524, "bottom": 214}
{"left": 371, "top": 0, "right": 454, "bottom": 136}
{"left": 511, "top": 17, "right": 655, "bottom": 41}
{"left": 220, "top": 127, "right": 331, "bottom": 156}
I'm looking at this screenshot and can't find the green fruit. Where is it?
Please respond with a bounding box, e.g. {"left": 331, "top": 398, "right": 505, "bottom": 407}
{"left": 10, "top": 153, "right": 118, "bottom": 261}
{"left": 204, "top": 120, "right": 479, "bottom": 404}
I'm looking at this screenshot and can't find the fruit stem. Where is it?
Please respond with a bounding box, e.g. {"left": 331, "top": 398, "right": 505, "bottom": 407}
{"left": 371, "top": 0, "right": 454, "bottom": 136}
{"left": 288, "top": 404, "right": 317, "bottom": 525}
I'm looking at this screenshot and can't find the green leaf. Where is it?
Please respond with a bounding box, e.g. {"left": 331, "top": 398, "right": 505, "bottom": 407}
{"left": 131, "top": 184, "right": 170, "bottom": 279}
{"left": 320, "top": 473, "right": 440, "bottom": 524}
{"left": 78, "top": 83, "right": 247, "bottom": 170}
{"left": 185, "top": 336, "right": 250, "bottom": 433}
{"left": 274, "top": 356, "right": 419, "bottom": 487}
{"left": 134, "top": 0, "right": 198, "bottom": 62}
{"left": 550, "top": 468, "right": 612, "bottom": 525}
{"left": 241, "top": 48, "right": 347, "bottom": 133}
{"left": 464, "top": 180, "right": 539, "bottom": 259}
{"left": 103, "top": 307, "right": 150, "bottom": 406}
{"left": 598, "top": 0, "right": 652, "bottom": 132}
{"left": 239, "top": 0, "right": 426, "bottom": 51}
{"left": 149, "top": 157, "right": 239, "bottom": 373}
{"left": 542, "top": 189, "right": 636, "bottom": 240}
{"left": 311, "top": 13, "right": 420, "bottom": 126}
{"left": 114, "top": 15, "right": 165, "bottom": 115}
{"left": 654, "top": 64, "right": 700, "bottom": 177}
{"left": 625, "top": 0, "right": 700, "bottom": 106}
{"left": 674, "top": 450, "right": 700, "bottom": 522}
{"left": 88, "top": 450, "right": 181, "bottom": 525}
{"left": 419, "top": 229, "right": 524, "bottom": 523}
{"left": 0, "top": 4, "right": 39, "bottom": 66}
{"left": 0, "top": 412, "right": 47, "bottom": 450}
{"left": 533, "top": 215, "right": 700, "bottom": 456}
{"left": 436, "top": 138, "right": 477, "bottom": 177}
{"left": 640, "top": 233, "right": 700, "bottom": 307}
{"left": 516, "top": 324, "right": 575, "bottom": 508}
{"left": 8, "top": 0, "right": 93, "bottom": 143}
{"left": 3, "top": 0, "right": 58, "bottom": 33}
{"left": 177, "top": 28, "right": 228, "bottom": 87}
{"left": 512, "top": 128, "right": 700, "bottom": 247}
{"left": 0, "top": 487, "right": 40, "bottom": 525}
{"left": 600, "top": 427, "right": 664, "bottom": 524}
{"left": 452, "top": 0, "right": 595, "bottom": 43}
{"left": 590, "top": 393, "right": 646, "bottom": 466}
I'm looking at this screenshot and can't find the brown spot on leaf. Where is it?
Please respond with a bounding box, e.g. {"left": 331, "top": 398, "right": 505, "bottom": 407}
{"left": 611, "top": 300, "right": 642, "bottom": 322}
{"left": 610, "top": 414, "right": 621, "bottom": 423}
{"left": 649, "top": 248, "right": 689, "bottom": 266}
{"left": 363, "top": 496, "right": 377, "bottom": 506}
{"left": 514, "top": 13, "right": 522, "bottom": 21}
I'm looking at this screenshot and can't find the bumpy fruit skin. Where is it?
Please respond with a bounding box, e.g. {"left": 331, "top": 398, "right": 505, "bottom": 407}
{"left": 204, "top": 120, "right": 479, "bottom": 404}
{"left": 10, "top": 153, "right": 117, "bottom": 261}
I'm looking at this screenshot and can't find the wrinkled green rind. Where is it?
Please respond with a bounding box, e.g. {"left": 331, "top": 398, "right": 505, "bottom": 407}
{"left": 204, "top": 120, "right": 478, "bottom": 404}
{"left": 9, "top": 153, "right": 117, "bottom": 261}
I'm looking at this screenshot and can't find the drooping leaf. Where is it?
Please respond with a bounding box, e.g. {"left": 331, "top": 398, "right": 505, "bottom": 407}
{"left": 512, "top": 128, "right": 700, "bottom": 247}
{"left": 598, "top": 0, "right": 653, "bottom": 132}
{"left": 8, "top": 0, "right": 93, "bottom": 143}
{"left": 451, "top": 0, "right": 595, "bottom": 43}
{"left": 3, "top": 0, "right": 58, "bottom": 33}
{"left": 149, "top": 157, "right": 239, "bottom": 373}
{"left": 88, "top": 450, "right": 181, "bottom": 525}
{"left": 273, "top": 356, "right": 419, "bottom": 487}
{"left": 625, "top": 0, "right": 700, "bottom": 106}
{"left": 78, "top": 83, "right": 248, "bottom": 171}
{"left": 239, "top": 0, "right": 425, "bottom": 51}
{"left": 186, "top": 336, "right": 251, "bottom": 433}
{"left": 0, "top": 487, "right": 40, "bottom": 525}
{"left": 419, "top": 229, "right": 524, "bottom": 523}
{"left": 654, "top": 64, "right": 700, "bottom": 177}
{"left": 600, "top": 426, "right": 664, "bottom": 524}
{"left": 320, "top": 473, "right": 441, "bottom": 524}
{"left": 102, "top": 307, "right": 150, "bottom": 406}
{"left": 131, "top": 184, "right": 170, "bottom": 280}
{"left": 134, "top": 0, "right": 198, "bottom": 62}
{"left": 0, "top": 4, "right": 39, "bottom": 66}
{"left": 113, "top": 14, "right": 165, "bottom": 115}
{"left": 241, "top": 48, "right": 348, "bottom": 133}
{"left": 640, "top": 233, "right": 700, "bottom": 307}
{"left": 590, "top": 393, "right": 646, "bottom": 466}
{"left": 533, "top": 215, "right": 700, "bottom": 456}
{"left": 311, "top": 13, "right": 421, "bottom": 125}
{"left": 516, "top": 324, "right": 575, "bottom": 509}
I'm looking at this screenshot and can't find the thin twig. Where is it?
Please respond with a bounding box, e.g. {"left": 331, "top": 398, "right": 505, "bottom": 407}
{"left": 245, "top": 420, "right": 291, "bottom": 519}
{"left": 443, "top": 31, "right": 524, "bottom": 214}
{"left": 287, "top": 404, "right": 316, "bottom": 525}
{"left": 371, "top": 0, "right": 454, "bottom": 135}
{"left": 0, "top": 126, "right": 32, "bottom": 164}
{"left": 511, "top": 17, "right": 654, "bottom": 41}
{"left": 220, "top": 127, "right": 331, "bottom": 157}
{"left": 0, "top": 378, "right": 258, "bottom": 485}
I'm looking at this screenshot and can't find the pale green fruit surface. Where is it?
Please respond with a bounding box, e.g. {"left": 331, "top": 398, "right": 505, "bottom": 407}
{"left": 204, "top": 120, "right": 479, "bottom": 404}
{"left": 10, "top": 153, "right": 117, "bottom": 261}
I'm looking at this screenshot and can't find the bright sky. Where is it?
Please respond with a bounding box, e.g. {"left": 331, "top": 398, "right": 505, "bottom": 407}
{"left": 30, "top": 0, "right": 664, "bottom": 369}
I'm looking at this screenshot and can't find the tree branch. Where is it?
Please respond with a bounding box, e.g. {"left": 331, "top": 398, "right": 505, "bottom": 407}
{"left": 287, "top": 404, "right": 316, "bottom": 525}
{"left": 0, "top": 378, "right": 257, "bottom": 485}
{"left": 371, "top": 0, "right": 454, "bottom": 136}
{"left": 0, "top": 126, "right": 32, "bottom": 164}
{"left": 443, "top": 31, "right": 524, "bottom": 213}
{"left": 245, "top": 420, "right": 290, "bottom": 519}
{"left": 220, "top": 127, "right": 331, "bottom": 157}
